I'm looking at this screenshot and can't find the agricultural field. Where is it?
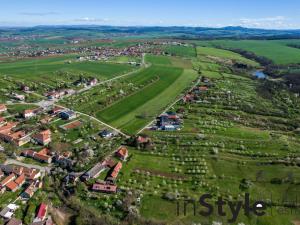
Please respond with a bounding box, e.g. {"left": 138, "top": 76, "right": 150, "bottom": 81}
{"left": 60, "top": 54, "right": 198, "bottom": 134}
{"left": 115, "top": 48, "right": 300, "bottom": 225}
{"left": 0, "top": 55, "right": 136, "bottom": 96}
{"left": 197, "top": 46, "right": 259, "bottom": 66}
{"left": 163, "top": 45, "right": 197, "bottom": 58}
{"left": 195, "top": 40, "right": 300, "bottom": 65}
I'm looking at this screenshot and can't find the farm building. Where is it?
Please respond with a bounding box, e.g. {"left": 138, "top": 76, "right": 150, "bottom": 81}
{"left": 60, "top": 120, "right": 82, "bottom": 131}
{"left": 108, "top": 162, "right": 122, "bottom": 180}
{"left": 92, "top": 182, "right": 117, "bottom": 194}
{"left": 81, "top": 162, "right": 106, "bottom": 181}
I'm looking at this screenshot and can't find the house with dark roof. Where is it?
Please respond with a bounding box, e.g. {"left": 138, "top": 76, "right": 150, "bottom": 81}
{"left": 59, "top": 110, "right": 76, "bottom": 120}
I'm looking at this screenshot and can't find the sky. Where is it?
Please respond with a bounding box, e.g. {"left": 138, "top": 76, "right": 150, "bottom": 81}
{"left": 0, "top": 0, "right": 300, "bottom": 29}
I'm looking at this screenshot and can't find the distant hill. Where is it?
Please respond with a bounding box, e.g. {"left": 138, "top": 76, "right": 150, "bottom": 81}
{"left": 1, "top": 25, "right": 300, "bottom": 39}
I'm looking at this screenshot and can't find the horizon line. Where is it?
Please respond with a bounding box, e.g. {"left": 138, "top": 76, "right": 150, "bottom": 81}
{"left": 0, "top": 24, "right": 300, "bottom": 31}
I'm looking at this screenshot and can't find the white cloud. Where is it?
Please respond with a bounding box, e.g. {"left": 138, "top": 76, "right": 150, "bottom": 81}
{"left": 74, "top": 17, "right": 111, "bottom": 23}
{"left": 237, "top": 16, "right": 297, "bottom": 29}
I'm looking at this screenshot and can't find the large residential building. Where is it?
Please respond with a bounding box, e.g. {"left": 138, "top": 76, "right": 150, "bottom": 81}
{"left": 21, "top": 148, "right": 52, "bottom": 164}
{"left": 0, "top": 130, "right": 31, "bottom": 146}
{"left": 32, "top": 130, "right": 51, "bottom": 145}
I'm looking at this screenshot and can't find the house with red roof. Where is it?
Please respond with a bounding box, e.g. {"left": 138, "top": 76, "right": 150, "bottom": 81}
{"left": 2, "top": 173, "right": 25, "bottom": 192}
{"left": 21, "top": 148, "right": 52, "bottom": 164}
{"left": 0, "top": 173, "right": 16, "bottom": 187}
{"left": 109, "top": 162, "right": 122, "bottom": 180}
{"left": 115, "top": 147, "right": 128, "bottom": 161}
{"left": 32, "top": 130, "right": 51, "bottom": 145}
{"left": 92, "top": 182, "right": 117, "bottom": 194}
{"left": 0, "top": 130, "right": 31, "bottom": 146}
{"left": 15, "top": 174, "right": 25, "bottom": 187}
{"left": 34, "top": 203, "right": 48, "bottom": 222}
{"left": 0, "top": 122, "right": 18, "bottom": 133}
{"left": 50, "top": 106, "right": 64, "bottom": 115}
{"left": 6, "top": 181, "right": 18, "bottom": 192}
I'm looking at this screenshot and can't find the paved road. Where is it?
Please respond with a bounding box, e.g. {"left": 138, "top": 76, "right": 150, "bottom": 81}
{"left": 4, "top": 158, "right": 51, "bottom": 174}
{"left": 36, "top": 54, "right": 149, "bottom": 110}
{"left": 73, "top": 110, "right": 130, "bottom": 138}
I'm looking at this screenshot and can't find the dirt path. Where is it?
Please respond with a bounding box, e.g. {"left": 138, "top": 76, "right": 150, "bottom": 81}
{"left": 49, "top": 206, "right": 73, "bottom": 225}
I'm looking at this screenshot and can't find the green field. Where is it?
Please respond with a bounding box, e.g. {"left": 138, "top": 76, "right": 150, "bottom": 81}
{"left": 163, "top": 45, "right": 197, "bottom": 58}
{"left": 0, "top": 55, "right": 136, "bottom": 97}
{"left": 195, "top": 40, "right": 300, "bottom": 65}
{"left": 197, "top": 46, "right": 259, "bottom": 66}
{"left": 97, "top": 65, "right": 197, "bottom": 134}
{"left": 0, "top": 56, "right": 134, "bottom": 80}
{"left": 145, "top": 54, "right": 172, "bottom": 65}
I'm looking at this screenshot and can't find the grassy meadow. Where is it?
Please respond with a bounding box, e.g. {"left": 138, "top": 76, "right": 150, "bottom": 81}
{"left": 195, "top": 40, "right": 300, "bottom": 65}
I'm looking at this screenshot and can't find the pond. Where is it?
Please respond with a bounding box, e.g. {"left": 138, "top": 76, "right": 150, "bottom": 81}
{"left": 253, "top": 70, "right": 267, "bottom": 79}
